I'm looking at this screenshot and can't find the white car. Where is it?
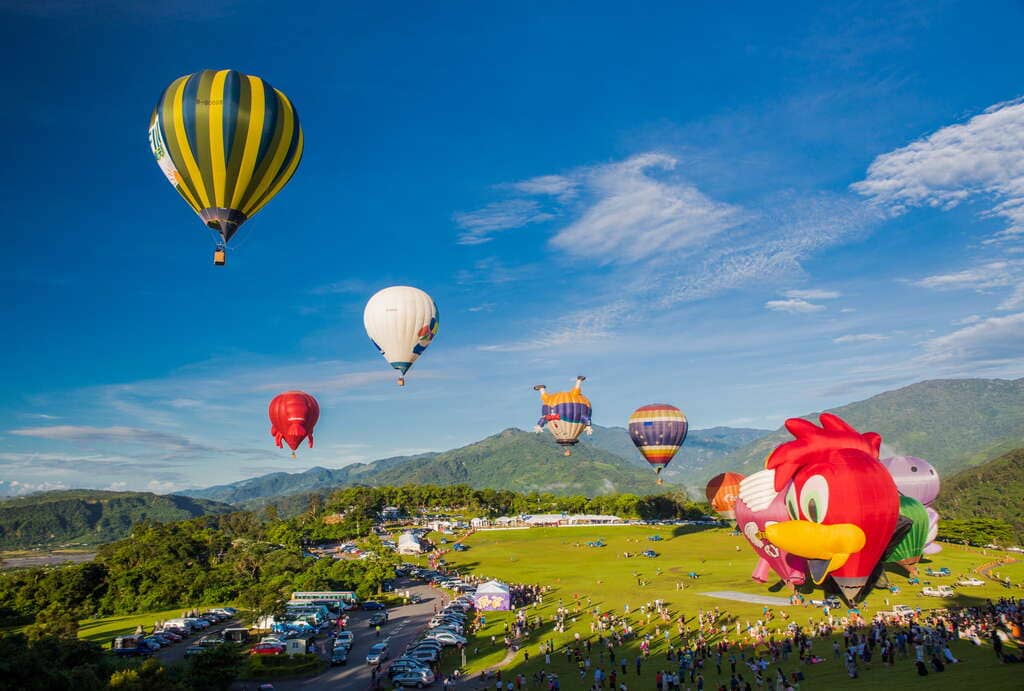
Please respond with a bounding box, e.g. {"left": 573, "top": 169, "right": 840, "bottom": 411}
{"left": 922, "top": 585, "right": 956, "bottom": 598}
{"left": 425, "top": 631, "right": 466, "bottom": 646}
{"left": 955, "top": 577, "right": 986, "bottom": 587}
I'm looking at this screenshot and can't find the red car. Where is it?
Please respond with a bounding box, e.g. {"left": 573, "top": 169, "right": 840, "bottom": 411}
{"left": 250, "top": 643, "right": 285, "bottom": 656}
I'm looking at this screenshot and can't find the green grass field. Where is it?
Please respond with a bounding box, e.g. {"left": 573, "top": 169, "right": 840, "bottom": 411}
{"left": 76, "top": 605, "right": 230, "bottom": 645}
{"left": 438, "top": 525, "right": 1022, "bottom": 690}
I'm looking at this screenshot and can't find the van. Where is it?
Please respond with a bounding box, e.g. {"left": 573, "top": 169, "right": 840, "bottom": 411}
{"left": 222, "top": 627, "right": 250, "bottom": 644}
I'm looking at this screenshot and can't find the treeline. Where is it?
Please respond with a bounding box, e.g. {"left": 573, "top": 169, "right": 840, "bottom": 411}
{"left": 0, "top": 511, "right": 398, "bottom": 628}
{"left": 319, "top": 484, "right": 709, "bottom": 521}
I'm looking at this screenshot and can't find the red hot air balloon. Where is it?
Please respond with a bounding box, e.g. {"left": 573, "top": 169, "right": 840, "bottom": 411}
{"left": 705, "top": 472, "right": 744, "bottom": 519}
{"left": 269, "top": 391, "right": 319, "bottom": 458}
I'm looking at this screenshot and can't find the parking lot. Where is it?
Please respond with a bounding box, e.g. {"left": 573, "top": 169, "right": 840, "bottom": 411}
{"left": 236, "top": 578, "right": 444, "bottom": 690}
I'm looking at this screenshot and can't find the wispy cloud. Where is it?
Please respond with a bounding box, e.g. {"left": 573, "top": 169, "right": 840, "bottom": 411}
{"left": 785, "top": 288, "right": 841, "bottom": 300}
{"left": 912, "top": 260, "right": 1022, "bottom": 291}
{"left": 455, "top": 258, "right": 536, "bottom": 285}
{"left": 833, "top": 333, "right": 888, "bottom": 344}
{"left": 505, "top": 175, "right": 579, "bottom": 200}
{"left": 852, "top": 96, "right": 1024, "bottom": 241}
{"left": 765, "top": 298, "right": 826, "bottom": 314}
{"left": 454, "top": 200, "right": 554, "bottom": 245}
{"left": 0, "top": 479, "right": 69, "bottom": 497}
{"left": 467, "top": 303, "right": 496, "bottom": 313}
{"left": 918, "top": 312, "right": 1024, "bottom": 367}
{"left": 8, "top": 425, "right": 210, "bottom": 451}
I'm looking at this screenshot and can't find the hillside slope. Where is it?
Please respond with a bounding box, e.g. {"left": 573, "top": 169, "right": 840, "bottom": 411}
{"left": 934, "top": 448, "right": 1024, "bottom": 543}
{"left": 0, "top": 490, "right": 234, "bottom": 548}
{"left": 709, "top": 378, "right": 1024, "bottom": 482}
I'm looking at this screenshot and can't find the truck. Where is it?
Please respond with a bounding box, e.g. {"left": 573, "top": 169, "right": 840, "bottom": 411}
{"left": 922, "top": 585, "right": 956, "bottom": 598}
{"left": 111, "top": 635, "right": 153, "bottom": 657}
{"left": 882, "top": 605, "right": 915, "bottom": 618}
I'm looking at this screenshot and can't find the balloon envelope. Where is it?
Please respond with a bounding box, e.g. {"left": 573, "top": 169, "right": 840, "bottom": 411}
{"left": 735, "top": 470, "right": 806, "bottom": 585}
{"left": 363, "top": 286, "right": 439, "bottom": 384}
{"left": 535, "top": 378, "right": 592, "bottom": 453}
{"left": 269, "top": 391, "right": 319, "bottom": 453}
{"left": 149, "top": 69, "right": 303, "bottom": 246}
{"left": 627, "top": 404, "right": 688, "bottom": 475}
{"left": 887, "top": 495, "right": 930, "bottom": 567}
{"left": 705, "top": 472, "right": 744, "bottom": 519}
{"left": 880, "top": 455, "right": 940, "bottom": 506}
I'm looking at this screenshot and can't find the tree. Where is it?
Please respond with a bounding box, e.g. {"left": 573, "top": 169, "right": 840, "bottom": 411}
{"left": 238, "top": 581, "right": 287, "bottom": 629}
{"left": 25, "top": 603, "right": 79, "bottom": 642}
{"left": 108, "top": 658, "right": 181, "bottom": 690}
{"left": 183, "top": 644, "right": 245, "bottom": 691}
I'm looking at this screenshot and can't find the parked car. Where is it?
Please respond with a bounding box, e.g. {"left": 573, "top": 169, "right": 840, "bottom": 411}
{"left": 392, "top": 668, "right": 436, "bottom": 688}
{"left": 922, "top": 585, "right": 956, "bottom": 598}
{"left": 388, "top": 658, "right": 432, "bottom": 678}
{"left": 369, "top": 613, "right": 388, "bottom": 626}
{"left": 251, "top": 643, "right": 285, "bottom": 655}
{"left": 362, "top": 601, "right": 386, "bottom": 611}
{"left": 184, "top": 644, "right": 205, "bottom": 657}
{"left": 956, "top": 577, "right": 986, "bottom": 587}
{"left": 648, "top": 535, "right": 663, "bottom": 542}
{"left": 425, "top": 631, "right": 466, "bottom": 646}
{"left": 642, "top": 550, "right": 659, "bottom": 558}
{"left": 367, "top": 643, "right": 390, "bottom": 664}
{"left": 336, "top": 631, "right": 354, "bottom": 649}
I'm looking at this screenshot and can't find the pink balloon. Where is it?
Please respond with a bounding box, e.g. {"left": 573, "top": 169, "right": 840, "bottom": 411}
{"left": 735, "top": 483, "right": 806, "bottom": 586}
{"left": 880, "top": 456, "right": 940, "bottom": 506}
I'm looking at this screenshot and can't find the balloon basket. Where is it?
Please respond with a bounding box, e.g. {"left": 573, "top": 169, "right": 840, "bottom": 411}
{"left": 397, "top": 377, "right": 405, "bottom": 387}
{"left": 656, "top": 477, "right": 663, "bottom": 485}
{"left": 563, "top": 449, "right": 571, "bottom": 457}
{"left": 213, "top": 249, "right": 226, "bottom": 266}
{"left": 291, "top": 452, "right": 296, "bottom": 459}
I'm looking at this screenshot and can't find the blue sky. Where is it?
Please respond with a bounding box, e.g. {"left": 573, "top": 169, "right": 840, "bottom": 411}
{"left": 2, "top": 1, "right": 1023, "bottom": 495}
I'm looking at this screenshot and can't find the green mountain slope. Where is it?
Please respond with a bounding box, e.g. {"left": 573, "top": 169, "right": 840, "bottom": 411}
{"left": 583, "top": 425, "right": 771, "bottom": 489}
{"left": 934, "top": 448, "right": 1024, "bottom": 544}
{"left": 0, "top": 490, "right": 234, "bottom": 548}
{"left": 707, "top": 378, "right": 1024, "bottom": 484}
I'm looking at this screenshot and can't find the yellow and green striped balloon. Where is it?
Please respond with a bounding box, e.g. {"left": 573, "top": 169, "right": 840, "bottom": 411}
{"left": 148, "top": 69, "right": 303, "bottom": 249}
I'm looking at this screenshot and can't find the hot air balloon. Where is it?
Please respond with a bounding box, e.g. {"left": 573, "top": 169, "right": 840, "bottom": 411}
{"left": 269, "top": 391, "right": 319, "bottom": 458}
{"left": 627, "top": 404, "right": 688, "bottom": 484}
{"left": 149, "top": 69, "right": 303, "bottom": 265}
{"left": 880, "top": 455, "right": 940, "bottom": 506}
{"left": 363, "top": 286, "right": 439, "bottom": 386}
{"left": 886, "top": 495, "right": 931, "bottom": 573}
{"left": 533, "top": 376, "right": 592, "bottom": 456}
{"left": 736, "top": 470, "right": 806, "bottom": 587}
{"left": 705, "top": 472, "right": 744, "bottom": 519}
{"left": 923, "top": 506, "right": 942, "bottom": 555}
{"left": 760, "top": 414, "right": 900, "bottom": 604}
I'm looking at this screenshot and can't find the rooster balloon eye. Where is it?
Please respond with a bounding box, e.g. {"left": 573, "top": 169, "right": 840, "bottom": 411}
{"left": 799, "top": 475, "right": 829, "bottom": 524}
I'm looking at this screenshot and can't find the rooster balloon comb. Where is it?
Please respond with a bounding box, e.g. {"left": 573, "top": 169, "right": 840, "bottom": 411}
{"left": 754, "top": 413, "right": 901, "bottom": 603}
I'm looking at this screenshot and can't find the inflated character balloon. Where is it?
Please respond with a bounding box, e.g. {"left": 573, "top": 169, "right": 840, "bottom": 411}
{"left": 886, "top": 495, "right": 931, "bottom": 574}
{"left": 533, "top": 376, "right": 592, "bottom": 456}
{"left": 363, "top": 286, "right": 439, "bottom": 386}
{"left": 149, "top": 69, "right": 303, "bottom": 265}
{"left": 759, "top": 413, "right": 900, "bottom": 603}
{"left": 880, "top": 455, "right": 940, "bottom": 506}
{"left": 705, "top": 472, "right": 744, "bottom": 519}
{"left": 923, "top": 506, "right": 942, "bottom": 555}
{"left": 628, "top": 404, "right": 688, "bottom": 484}
{"left": 269, "top": 391, "right": 319, "bottom": 458}
{"left": 736, "top": 470, "right": 806, "bottom": 587}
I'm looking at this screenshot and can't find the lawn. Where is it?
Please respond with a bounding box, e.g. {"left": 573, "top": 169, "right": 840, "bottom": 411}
{"left": 436, "top": 525, "right": 1022, "bottom": 690}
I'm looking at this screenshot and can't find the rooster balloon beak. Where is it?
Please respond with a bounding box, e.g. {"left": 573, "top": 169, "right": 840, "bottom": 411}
{"left": 763, "top": 520, "right": 865, "bottom": 584}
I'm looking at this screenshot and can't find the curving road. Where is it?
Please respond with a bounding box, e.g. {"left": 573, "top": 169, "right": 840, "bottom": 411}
{"left": 233, "top": 579, "right": 444, "bottom": 690}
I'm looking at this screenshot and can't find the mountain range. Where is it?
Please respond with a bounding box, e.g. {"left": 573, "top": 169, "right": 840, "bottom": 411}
{"left": 934, "top": 447, "right": 1024, "bottom": 543}
{"left": 184, "top": 425, "right": 766, "bottom": 506}
{"left": 0, "top": 490, "right": 233, "bottom": 549}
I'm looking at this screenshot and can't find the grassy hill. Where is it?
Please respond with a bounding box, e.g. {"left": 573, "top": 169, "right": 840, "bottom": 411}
{"left": 0, "top": 490, "right": 234, "bottom": 549}
{"left": 707, "top": 378, "right": 1024, "bottom": 483}
{"left": 934, "top": 447, "right": 1024, "bottom": 544}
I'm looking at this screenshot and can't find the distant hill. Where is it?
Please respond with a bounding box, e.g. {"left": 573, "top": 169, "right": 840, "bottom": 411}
{"left": 707, "top": 378, "right": 1024, "bottom": 483}
{"left": 934, "top": 448, "right": 1024, "bottom": 544}
{"left": 0, "top": 490, "right": 234, "bottom": 549}
{"left": 186, "top": 427, "right": 697, "bottom": 505}
{"left": 583, "top": 425, "right": 771, "bottom": 491}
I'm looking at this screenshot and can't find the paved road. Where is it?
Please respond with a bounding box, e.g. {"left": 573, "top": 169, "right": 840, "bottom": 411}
{"left": 237, "top": 579, "right": 443, "bottom": 690}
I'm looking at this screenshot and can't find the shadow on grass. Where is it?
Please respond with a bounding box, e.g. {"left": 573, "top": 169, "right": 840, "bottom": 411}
{"left": 670, "top": 524, "right": 719, "bottom": 538}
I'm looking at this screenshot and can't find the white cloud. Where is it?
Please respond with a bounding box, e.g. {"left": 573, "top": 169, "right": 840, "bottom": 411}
{"left": 454, "top": 200, "right": 554, "bottom": 245}
{"left": 467, "top": 303, "right": 495, "bottom": 313}
{"left": 146, "top": 479, "right": 184, "bottom": 494}
{"left": 852, "top": 97, "right": 1024, "bottom": 240}
{"left": 833, "top": 333, "right": 889, "bottom": 344}
{"left": 105, "top": 481, "right": 128, "bottom": 491}
{"left": 913, "top": 261, "right": 1021, "bottom": 291}
{"left": 953, "top": 314, "right": 982, "bottom": 325}
{"left": 549, "top": 153, "right": 745, "bottom": 263}
{"left": 1000, "top": 284, "right": 1024, "bottom": 311}
{"left": 785, "top": 288, "right": 841, "bottom": 300}
{"left": 918, "top": 312, "right": 1024, "bottom": 366}
{"left": 8, "top": 425, "right": 209, "bottom": 451}
{"left": 764, "top": 298, "right": 826, "bottom": 313}
{"left": 506, "top": 175, "right": 578, "bottom": 200}
{"left": 0, "top": 479, "right": 69, "bottom": 497}
{"left": 477, "top": 300, "right": 630, "bottom": 352}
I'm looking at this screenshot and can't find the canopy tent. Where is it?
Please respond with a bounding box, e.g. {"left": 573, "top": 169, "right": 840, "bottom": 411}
{"left": 473, "top": 580, "right": 511, "bottom": 611}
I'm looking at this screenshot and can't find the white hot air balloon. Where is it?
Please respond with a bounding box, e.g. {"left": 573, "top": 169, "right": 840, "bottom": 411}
{"left": 363, "top": 286, "right": 439, "bottom": 386}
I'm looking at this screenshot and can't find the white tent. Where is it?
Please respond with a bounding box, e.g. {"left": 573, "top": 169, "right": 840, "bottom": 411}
{"left": 397, "top": 531, "right": 423, "bottom": 554}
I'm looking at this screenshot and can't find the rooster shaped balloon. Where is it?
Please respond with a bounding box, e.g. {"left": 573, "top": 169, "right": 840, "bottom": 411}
{"left": 736, "top": 470, "right": 806, "bottom": 587}
{"left": 757, "top": 413, "right": 900, "bottom": 604}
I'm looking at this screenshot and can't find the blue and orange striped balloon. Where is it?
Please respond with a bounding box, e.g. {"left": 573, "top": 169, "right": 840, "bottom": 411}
{"left": 148, "top": 69, "right": 303, "bottom": 256}
{"left": 628, "top": 404, "right": 688, "bottom": 483}
{"left": 534, "top": 377, "right": 592, "bottom": 456}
